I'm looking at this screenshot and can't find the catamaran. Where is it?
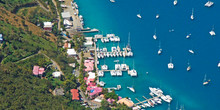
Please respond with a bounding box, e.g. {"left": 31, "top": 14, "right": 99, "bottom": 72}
{"left": 205, "top": 1, "right": 214, "bottom": 7}
{"left": 128, "top": 60, "right": 137, "bottom": 76}
{"left": 173, "top": 0, "right": 178, "bottom": 6}
{"left": 168, "top": 56, "right": 174, "bottom": 69}
{"left": 191, "top": 8, "right": 194, "bottom": 20}
{"left": 137, "top": 14, "right": 142, "bottom": 19}
{"left": 203, "top": 74, "right": 211, "bottom": 85}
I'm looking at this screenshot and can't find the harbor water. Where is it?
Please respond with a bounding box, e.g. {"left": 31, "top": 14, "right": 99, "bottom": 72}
{"left": 75, "top": 0, "right": 220, "bottom": 109}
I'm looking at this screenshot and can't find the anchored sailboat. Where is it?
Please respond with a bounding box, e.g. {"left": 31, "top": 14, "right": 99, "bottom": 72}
{"left": 203, "top": 74, "right": 211, "bottom": 85}
{"left": 127, "top": 80, "right": 135, "bottom": 92}
{"left": 153, "top": 28, "right": 157, "bottom": 40}
{"left": 187, "top": 60, "right": 191, "bottom": 71}
{"left": 191, "top": 8, "right": 194, "bottom": 20}
{"left": 158, "top": 41, "right": 162, "bottom": 55}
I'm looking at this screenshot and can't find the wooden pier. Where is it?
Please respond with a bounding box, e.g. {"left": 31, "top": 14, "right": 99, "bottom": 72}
{"left": 134, "top": 96, "right": 160, "bottom": 106}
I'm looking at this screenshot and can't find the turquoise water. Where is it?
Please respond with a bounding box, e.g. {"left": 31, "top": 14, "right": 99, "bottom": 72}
{"left": 75, "top": 0, "right": 220, "bottom": 109}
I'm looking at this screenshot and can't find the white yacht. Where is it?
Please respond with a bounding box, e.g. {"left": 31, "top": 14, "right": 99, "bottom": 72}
{"left": 191, "top": 8, "right": 194, "bottom": 20}
{"left": 127, "top": 86, "right": 135, "bottom": 92}
{"left": 110, "top": 70, "right": 117, "bottom": 76}
{"left": 161, "top": 95, "right": 172, "bottom": 103}
{"left": 218, "top": 62, "right": 220, "bottom": 68}
{"left": 101, "top": 65, "right": 108, "bottom": 70}
{"left": 99, "top": 81, "right": 105, "bottom": 86}
{"left": 189, "top": 49, "right": 194, "bottom": 54}
{"left": 110, "top": 0, "right": 115, "bottom": 3}
{"left": 173, "top": 0, "right": 178, "bottom": 6}
{"left": 128, "top": 69, "right": 137, "bottom": 76}
{"left": 186, "top": 33, "right": 191, "bottom": 39}
{"left": 137, "top": 14, "right": 142, "bottom": 19}
{"left": 205, "top": 1, "right": 214, "bottom": 7}
{"left": 156, "top": 14, "right": 160, "bottom": 19}
{"left": 149, "top": 87, "right": 163, "bottom": 96}
{"left": 203, "top": 74, "right": 211, "bottom": 85}
{"left": 115, "top": 64, "right": 121, "bottom": 70}
{"left": 168, "top": 56, "right": 174, "bottom": 69}
{"left": 209, "top": 26, "right": 216, "bottom": 36}
{"left": 98, "top": 71, "right": 104, "bottom": 77}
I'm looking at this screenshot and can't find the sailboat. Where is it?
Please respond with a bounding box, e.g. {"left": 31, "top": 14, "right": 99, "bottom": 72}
{"left": 186, "top": 33, "right": 191, "bottom": 39}
{"left": 127, "top": 80, "right": 135, "bottom": 92}
{"left": 209, "top": 25, "right": 216, "bottom": 36}
{"left": 153, "top": 29, "right": 157, "bottom": 40}
{"left": 173, "top": 0, "right": 178, "bottom": 6}
{"left": 189, "top": 49, "right": 194, "bottom": 54}
{"left": 191, "top": 8, "right": 194, "bottom": 20}
{"left": 158, "top": 41, "right": 162, "bottom": 55}
{"left": 110, "top": 0, "right": 115, "bottom": 3}
{"left": 168, "top": 56, "right": 174, "bottom": 69}
{"left": 187, "top": 60, "right": 191, "bottom": 71}
{"left": 218, "top": 61, "right": 220, "bottom": 68}
{"left": 203, "top": 74, "right": 211, "bottom": 85}
{"left": 137, "top": 14, "right": 142, "bottom": 19}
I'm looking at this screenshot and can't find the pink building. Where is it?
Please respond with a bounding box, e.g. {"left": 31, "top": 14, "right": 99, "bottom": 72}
{"left": 33, "top": 66, "right": 39, "bottom": 75}
{"left": 89, "top": 87, "right": 102, "bottom": 98}
{"left": 33, "top": 66, "right": 45, "bottom": 76}
{"left": 84, "top": 60, "right": 94, "bottom": 72}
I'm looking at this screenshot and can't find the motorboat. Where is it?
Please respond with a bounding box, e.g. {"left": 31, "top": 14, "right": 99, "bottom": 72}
{"left": 205, "top": 1, "right": 214, "bottom": 7}
{"left": 114, "top": 60, "right": 119, "bottom": 63}
{"left": 101, "top": 65, "right": 108, "bottom": 70}
{"left": 127, "top": 86, "right": 135, "bottom": 92}
{"left": 168, "top": 57, "right": 174, "bottom": 69}
{"left": 189, "top": 49, "right": 194, "bottom": 54}
{"left": 173, "top": 0, "right": 177, "bottom": 6}
{"left": 137, "top": 14, "right": 142, "bottom": 19}
{"left": 161, "top": 95, "right": 172, "bottom": 103}
{"left": 209, "top": 26, "right": 216, "bottom": 36}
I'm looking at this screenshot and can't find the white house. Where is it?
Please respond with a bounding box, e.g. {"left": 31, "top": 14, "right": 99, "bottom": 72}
{"left": 61, "top": 12, "right": 71, "bottom": 20}
{"left": 43, "top": 22, "right": 52, "bottom": 32}
{"left": 84, "top": 37, "right": 93, "bottom": 47}
{"left": 67, "top": 49, "right": 77, "bottom": 56}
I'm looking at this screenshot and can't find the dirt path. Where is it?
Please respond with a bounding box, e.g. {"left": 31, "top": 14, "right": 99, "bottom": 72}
{"left": 35, "top": 0, "right": 50, "bottom": 12}
{"left": 52, "top": 0, "right": 61, "bottom": 30}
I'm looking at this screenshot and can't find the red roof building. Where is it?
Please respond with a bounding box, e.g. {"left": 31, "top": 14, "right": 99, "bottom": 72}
{"left": 70, "top": 89, "right": 79, "bottom": 100}
{"left": 39, "top": 68, "right": 45, "bottom": 75}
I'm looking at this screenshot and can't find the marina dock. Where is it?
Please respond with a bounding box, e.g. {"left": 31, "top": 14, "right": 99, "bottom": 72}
{"left": 134, "top": 96, "right": 160, "bottom": 106}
